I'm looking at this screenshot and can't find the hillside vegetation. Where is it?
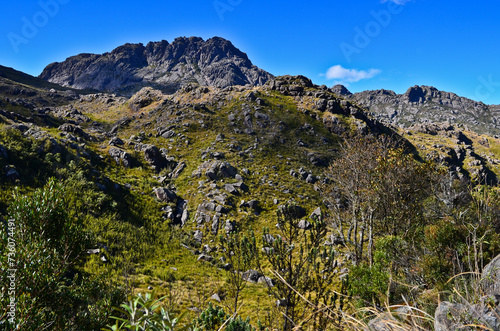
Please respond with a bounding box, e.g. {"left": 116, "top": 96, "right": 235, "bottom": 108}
{"left": 1, "top": 69, "right": 500, "bottom": 330}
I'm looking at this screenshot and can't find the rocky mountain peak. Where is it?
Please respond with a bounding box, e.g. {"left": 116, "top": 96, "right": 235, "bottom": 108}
{"left": 39, "top": 36, "right": 273, "bottom": 96}
{"left": 331, "top": 84, "right": 352, "bottom": 97}
{"left": 343, "top": 84, "right": 500, "bottom": 135}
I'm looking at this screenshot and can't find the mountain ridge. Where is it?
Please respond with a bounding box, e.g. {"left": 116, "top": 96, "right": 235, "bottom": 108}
{"left": 39, "top": 36, "right": 273, "bottom": 96}
{"left": 334, "top": 84, "right": 500, "bottom": 136}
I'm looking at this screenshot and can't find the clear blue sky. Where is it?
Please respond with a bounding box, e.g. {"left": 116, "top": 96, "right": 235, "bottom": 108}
{"left": 1, "top": 0, "right": 499, "bottom": 104}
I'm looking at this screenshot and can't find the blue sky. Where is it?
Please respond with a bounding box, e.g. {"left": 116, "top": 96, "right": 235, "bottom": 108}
{"left": 1, "top": 0, "right": 499, "bottom": 104}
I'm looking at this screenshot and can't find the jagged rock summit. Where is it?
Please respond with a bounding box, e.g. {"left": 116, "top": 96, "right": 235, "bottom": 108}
{"left": 39, "top": 36, "right": 273, "bottom": 96}
{"left": 336, "top": 85, "right": 500, "bottom": 135}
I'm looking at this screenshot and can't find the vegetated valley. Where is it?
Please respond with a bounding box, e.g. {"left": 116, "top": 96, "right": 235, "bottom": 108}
{"left": 1, "top": 37, "right": 500, "bottom": 330}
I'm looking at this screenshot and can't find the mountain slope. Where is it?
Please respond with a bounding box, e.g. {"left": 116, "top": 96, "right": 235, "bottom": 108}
{"left": 39, "top": 36, "right": 274, "bottom": 96}
{"left": 335, "top": 84, "right": 500, "bottom": 136}
{"left": 0, "top": 65, "right": 70, "bottom": 91}
{"left": 3, "top": 64, "right": 500, "bottom": 328}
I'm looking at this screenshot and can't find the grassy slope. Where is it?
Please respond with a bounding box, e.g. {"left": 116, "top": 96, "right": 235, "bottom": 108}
{"left": 66, "top": 85, "right": 341, "bottom": 319}
{"left": 2, "top": 75, "right": 500, "bottom": 326}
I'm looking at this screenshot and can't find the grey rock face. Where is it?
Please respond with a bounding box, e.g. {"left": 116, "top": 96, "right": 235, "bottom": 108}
{"left": 175, "top": 199, "right": 189, "bottom": 226}
{"left": 258, "top": 276, "right": 275, "bottom": 287}
{"left": 141, "top": 144, "right": 177, "bottom": 171}
{"left": 153, "top": 187, "right": 177, "bottom": 203}
{"left": 108, "top": 147, "right": 133, "bottom": 168}
{"left": 242, "top": 269, "right": 262, "bottom": 283}
{"left": 434, "top": 253, "right": 500, "bottom": 331}
{"left": 109, "top": 137, "right": 124, "bottom": 146}
{"left": 330, "top": 84, "right": 353, "bottom": 97}
{"left": 297, "top": 220, "right": 312, "bottom": 230}
{"left": 482, "top": 254, "right": 500, "bottom": 296}
{"left": 192, "top": 160, "right": 237, "bottom": 180}
{"left": 341, "top": 84, "right": 500, "bottom": 135}
{"left": 40, "top": 37, "right": 273, "bottom": 96}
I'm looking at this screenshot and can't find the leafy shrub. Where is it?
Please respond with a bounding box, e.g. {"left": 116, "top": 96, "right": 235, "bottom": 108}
{"left": 194, "top": 303, "right": 256, "bottom": 331}
{"left": 195, "top": 303, "right": 227, "bottom": 330}
{"left": 349, "top": 261, "right": 390, "bottom": 308}
{"left": 106, "top": 292, "right": 193, "bottom": 331}
{"left": 0, "top": 178, "right": 124, "bottom": 330}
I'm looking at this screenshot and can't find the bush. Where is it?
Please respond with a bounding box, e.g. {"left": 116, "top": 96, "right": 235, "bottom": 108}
{"left": 195, "top": 303, "right": 256, "bottom": 331}
{"left": 106, "top": 292, "right": 193, "bottom": 331}
{"left": 0, "top": 178, "right": 124, "bottom": 330}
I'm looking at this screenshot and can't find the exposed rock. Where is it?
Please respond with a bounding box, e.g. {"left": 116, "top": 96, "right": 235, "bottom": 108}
{"left": 211, "top": 215, "right": 220, "bottom": 235}
{"left": 197, "top": 254, "right": 213, "bottom": 262}
{"left": 434, "top": 253, "right": 500, "bottom": 330}
{"left": 305, "top": 174, "right": 317, "bottom": 184}
{"left": 232, "top": 181, "right": 248, "bottom": 192}
{"left": 308, "top": 153, "right": 329, "bottom": 167}
{"left": 481, "top": 254, "right": 500, "bottom": 296}
{"left": 242, "top": 269, "right": 262, "bottom": 283}
{"left": 58, "top": 123, "right": 90, "bottom": 139}
{"left": 129, "top": 87, "right": 164, "bottom": 110}
{"left": 153, "top": 187, "right": 177, "bottom": 203}
{"left": 310, "top": 207, "right": 322, "bottom": 220}
{"left": 240, "top": 200, "right": 260, "bottom": 211}
{"left": 110, "top": 117, "right": 132, "bottom": 134}
{"left": 254, "top": 111, "right": 269, "bottom": 121}
{"left": 263, "top": 234, "right": 277, "bottom": 245}
{"left": 297, "top": 220, "right": 312, "bottom": 230}
{"left": 192, "top": 160, "right": 237, "bottom": 180}
{"left": 40, "top": 37, "right": 273, "bottom": 96}
{"left": 278, "top": 204, "right": 306, "bottom": 218}
{"left": 175, "top": 199, "right": 189, "bottom": 226}
{"left": 108, "top": 147, "right": 133, "bottom": 168}
{"left": 331, "top": 84, "right": 353, "bottom": 97}
{"left": 141, "top": 144, "right": 177, "bottom": 171}
{"left": 224, "top": 183, "right": 239, "bottom": 195}
{"left": 210, "top": 293, "right": 222, "bottom": 303}
{"left": 171, "top": 162, "right": 186, "bottom": 179}
{"left": 109, "top": 137, "right": 124, "bottom": 146}
{"left": 224, "top": 220, "right": 236, "bottom": 233}
{"left": 344, "top": 84, "right": 500, "bottom": 136}
{"left": 366, "top": 307, "right": 415, "bottom": 331}
{"left": 258, "top": 276, "right": 275, "bottom": 287}
{"left": 434, "top": 301, "right": 483, "bottom": 331}
{"left": 193, "top": 230, "right": 203, "bottom": 243}
{"left": 325, "top": 233, "right": 344, "bottom": 246}
{"left": 215, "top": 133, "right": 225, "bottom": 142}
{"left": 9, "top": 123, "right": 29, "bottom": 132}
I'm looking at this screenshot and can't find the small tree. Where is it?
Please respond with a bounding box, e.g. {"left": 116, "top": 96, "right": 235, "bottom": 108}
{"left": 322, "top": 134, "right": 435, "bottom": 265}
{"left": 259, "top": 204, "right": 340, "bottom": 330}
{"left": 218, "top": 230, "right": 258, "bottom": 314}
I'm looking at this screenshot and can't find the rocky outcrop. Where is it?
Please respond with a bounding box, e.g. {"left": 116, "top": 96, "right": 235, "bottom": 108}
{"left": 39, "top": 37, "right": 273, "bottom": 96}
{"left": 108, "top": 147, "right": 133, "bottom": 168}
{"left": 128, "top": 87, "right": 164, "bottom": 110}
{"left": 192, "top": 160, "right": 237, "bottom": 180}
{"left": 434, "top": 254, "right": 500, "bottom": 330}
{"left": 139, "top": 144, "right": 177, "bottom": 172}
{"left": 340, "top": 85, "right": 500, "bottom": 135}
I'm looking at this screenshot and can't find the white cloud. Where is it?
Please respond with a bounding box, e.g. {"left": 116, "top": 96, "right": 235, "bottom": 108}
{"left": 324, "top": 65, "right": 381, "bottom": 83}
{"left": 381, "top": 0, "right": 411, "bottom": 5}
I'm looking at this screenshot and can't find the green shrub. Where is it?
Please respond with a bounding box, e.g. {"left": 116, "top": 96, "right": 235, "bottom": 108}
{"left": 106, "top": 292, "right": 193, "bottom": 331}
{"left": 0, "top": 178, "right": 124, "bottom": 330}
{"left": 195, "top": 303, "right": 227, "bottom": 331}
